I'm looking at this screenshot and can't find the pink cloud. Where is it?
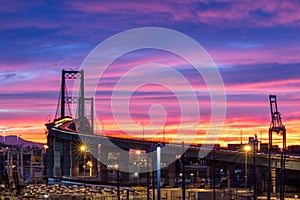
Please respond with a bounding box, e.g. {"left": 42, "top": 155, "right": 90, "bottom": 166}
{"left": 209, "top": 44, "right": 300, "bottom": 66}
{"left": 68, "top": 1, "right": 196, "bottom": 23}
{"left": 197, "top": 0, "right": 300, "bottom": 27}
{"left": 67, "top": 0, "right": 300, "bottom": 28}
{"left": 1, "top": 0, "right": 300, "bottom": 146}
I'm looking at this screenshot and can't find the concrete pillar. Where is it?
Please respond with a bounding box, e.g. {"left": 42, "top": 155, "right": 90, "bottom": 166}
{"left": 46, "top": 135, "right": 55, "bottom": 177}
{"left": 100, "top": 147, "right": 108, "bottom": 183}
{"left": 7, "top": 151, "right": 13, "bottom": 178}
{"left": 71, "top": 143, "right": 79, "bottom": 176}
{"left": 206, "top": 164, "right": 211, "bottom": 189}
{"left": 90, "top": 156, "right": 97, "bottom": 176}
{"left": 167, "top": 161, "right": 177, "bottom": 186}
{"left": 53, "top": 139, "right": 61, "bottom": 176}
{"left": 271, "top": 167, "right": 276, "bottom": 194}
{"left": 226, "top": 165, "right": 231, "bottom": 189}
{"left": 30, "top": 149, "right": 33, "bottom": 180}
{"left": 69, "top": 142, "right": 72, "bottom": 176}
{"left": 119, "top": 150, "right": 129, "bottom": 184}
{"left": 20, "top": 148, "right": 23, "bottom": 181}
{"left": 88, "top": 142, "right": 99, "bottom": 177}
{"left": 63, "top": 140, "right": 71, "bottom": 176}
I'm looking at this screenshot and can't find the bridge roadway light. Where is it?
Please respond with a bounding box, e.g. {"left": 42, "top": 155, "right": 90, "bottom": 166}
{"left": 80, "top": 144, "right": 88, "bottom": 198}
{"left": 244, "top": 145, "right": 252, "bottom": 190}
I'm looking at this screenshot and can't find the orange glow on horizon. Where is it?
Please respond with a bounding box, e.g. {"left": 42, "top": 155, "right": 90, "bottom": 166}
{"left": 2, "top": 118, "right": 300, "bottom": 147}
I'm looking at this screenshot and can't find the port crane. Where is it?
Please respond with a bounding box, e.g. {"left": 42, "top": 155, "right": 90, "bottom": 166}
{"left": 268, "top": 95, "right": 286, "bottom": 200}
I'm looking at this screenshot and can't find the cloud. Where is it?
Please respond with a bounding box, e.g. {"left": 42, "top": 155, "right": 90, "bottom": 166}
{"left": 0, "top": 0, "right": 300, "bottom": 145}
{"left": 66, "top": 0, "right": 300, "bottom": 28}
{"left": 196, "top": 0, "right": 300, "bottom": 27}
{"left": 1, "top": 72, "right": 16, "bottom": 80}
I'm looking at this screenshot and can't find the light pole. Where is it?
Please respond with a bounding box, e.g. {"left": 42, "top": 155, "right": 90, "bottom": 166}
{"left": 80, "top": 145, "right": 87, "bottom": 198}
{"left": 181, "top": 142, "right": 185, "bottom": 200}
{"left": 239, "top": 129, "right": 243, "bottom": 144}
{"left": 99, "top": 119, "right": 104, "bottom": 135}
{"left": 114, "top": 164, "right": 120, "bottom": 200}
{"left": 244, "top": 145, "right": 251, "bottom": 190}
{"left": 253, "top": 139, "right": 257, "bottom": 200}
{"left": 138, "top": 122, "right": 144, "bottom": 140}
{"left": 157, "top": 144, "right": 162, "bottom": 200}
{"left": 163, "top": 126, "right": 165, "bottom": 142}
{"left": 0, "top": 128, "right": 9, "bottom": 144}
{"left": 80, "top": 145, "right": 87, "bottom": 178}
{"left": 136, "top": 150, "right": 141, "bottom": 186}
{"left": 213, "top": 146, "right": 216, "bottom": 200}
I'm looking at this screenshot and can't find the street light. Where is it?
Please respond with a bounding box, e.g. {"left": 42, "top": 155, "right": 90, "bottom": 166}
{"left": 157, "top": 144, "right": 162, "bottom": 200}
{"left": 43, "top": 145, "right": 49, "bottom": 153}
{"left": 80, "top": 144, "right": 88, "bottom": 198}
{"left": 239, "top": 129, "right": 243, "bottom": 144}
{"left": 0, "top": 128, "right": 9, "bottom": 144}
{"left": 80, "top": 145, "right": 87, "bottom": 152}
{"left": 244, "top": 145, "right": 252, "bottom": 190}
{"left": 138, "top": 122, "right": 144, "bottom": 140}
{"left": 115, "top": 164, "right": 120, "bottom": 200}
{"left": 80, "top": 145, "right": 87, "bottom": 178}
{"left": 136, "top": 150, "right": 141, "bottom": 186}
{"left": 99, "top": 119, "right": 105, "bottom": 135}
{"left": 163, "top": 126, "right": 166, "bottom": 142}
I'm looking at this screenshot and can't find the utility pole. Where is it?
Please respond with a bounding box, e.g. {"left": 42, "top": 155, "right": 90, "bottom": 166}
{"left": 254, "top": 147, "right": 257, "bottom": 200}
{"left": 117, "top": 169, "right": 120, "bottom": 200}
{"left": 240, "top": 129, "right": 243, "bottom": 144}
{"left": 181, "top": 142, "right": 186, "bottom": 200}
{"left": 213, "top": 146, "right": 216, "bottom": 200}
{"left": 0, "top": 128, "right": 9, "bottom": 144}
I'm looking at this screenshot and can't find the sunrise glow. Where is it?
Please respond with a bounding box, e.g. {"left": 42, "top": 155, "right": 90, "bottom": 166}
{"left": 1, "top": 1, "right": 300, "bottom": 147}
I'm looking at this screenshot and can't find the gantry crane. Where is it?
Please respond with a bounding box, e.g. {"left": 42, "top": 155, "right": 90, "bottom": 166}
{"left": 268, "top": 95, "right": 286, "bottom": 200}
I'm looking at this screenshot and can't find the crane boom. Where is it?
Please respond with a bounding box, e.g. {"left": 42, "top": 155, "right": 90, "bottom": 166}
{"left": 268, "top": 95, "right": 286, "bottom": 200}
{"left": 269, "top": 95, "right": 285, "bottom": 133}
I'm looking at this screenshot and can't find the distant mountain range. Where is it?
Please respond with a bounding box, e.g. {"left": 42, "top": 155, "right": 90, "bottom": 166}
{"left": 0, "top": 135, "right": 45, "bottom": 148}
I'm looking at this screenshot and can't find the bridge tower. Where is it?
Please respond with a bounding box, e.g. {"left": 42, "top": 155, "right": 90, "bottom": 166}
{"left": 45, "top": 69, "right": 95, "bottom": 178}
{"left": 268, "top": 95, "right": 286, "bottom": 200}
{"left": 60, "top": 69, "right": 93, "bottom": 134}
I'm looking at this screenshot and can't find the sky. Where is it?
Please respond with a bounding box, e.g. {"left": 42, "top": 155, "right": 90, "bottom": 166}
{"left": 0, "top": 0, "right": 300, "bottom": 146}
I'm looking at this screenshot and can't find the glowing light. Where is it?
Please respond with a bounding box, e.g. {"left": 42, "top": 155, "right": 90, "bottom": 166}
{"left": 54, "top": 117, "right": 73, "bottom": 125}
{"left": 80, "top": 145, "right": 87, "bottom": 152}
{"left": 244, "top": 145, "right": 251, "bottom": 152}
